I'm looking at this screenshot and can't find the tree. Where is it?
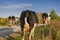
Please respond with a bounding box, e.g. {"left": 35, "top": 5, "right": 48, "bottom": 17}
{"left": 50, "top": 10, "right": 60, "bottom": 20}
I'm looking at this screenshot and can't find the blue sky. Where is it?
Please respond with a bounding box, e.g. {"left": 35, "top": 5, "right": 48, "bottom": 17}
{"left": 0, "top": 0, "right": 60, "bottom": 18}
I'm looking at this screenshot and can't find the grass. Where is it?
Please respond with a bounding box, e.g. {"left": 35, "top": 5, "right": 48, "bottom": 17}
{"left": 34, "top": 25, "right": 50, "bottom": 40}
{"left": 6, "top": 33, "right": 21, "bottom": 40}
{"left": 1, "top": 20, "right": 60, "bottom": 40}
{"left": 7, "top": 36, "right": 21, "bottom": 40}
{"left": 7, "top": 25, "right": 50, "bottom": 40}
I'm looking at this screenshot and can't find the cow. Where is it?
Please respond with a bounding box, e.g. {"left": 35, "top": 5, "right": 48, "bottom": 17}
{"left": 42, "top": 13, "right": 51, "bottom": 24}
{"left": 20, "top": 10, "right": 38, "bottom": 40}
{"left": 48, "top": 14, "right": 51, "bottom": 24}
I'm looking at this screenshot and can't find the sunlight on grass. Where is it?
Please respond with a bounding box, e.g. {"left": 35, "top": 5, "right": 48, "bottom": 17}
{"left": 7, "top": 23, "right": 60, "bottom": 40}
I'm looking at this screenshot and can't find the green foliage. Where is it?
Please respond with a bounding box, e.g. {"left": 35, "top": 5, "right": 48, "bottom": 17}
{"left": 51, "top": 29, "right": 57, "bottom": 40}
{"left": 7, "top": 36, "right": 21, "bottom": 40}
{"left": 34, "top": 25, "right": 50, "bottom": 40}
{"left": 50, "top": 10, "right": 60, "bottom": 20}
{"left": 5, "top": 21, "right": 60, "bottom": 40}
{"left": 34, "top": 22, "right": 60, "bottom": 40}
{"left": 0, "top": 18, "right": 8, "bottom": 25}
{"left": 1, "top": 21, "right": 7, "bottom": 25}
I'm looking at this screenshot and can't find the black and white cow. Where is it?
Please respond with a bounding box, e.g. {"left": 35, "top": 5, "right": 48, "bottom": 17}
{"left": 42, "top": 13, "right": 51, "bottom": 24}
{"left": 20, "top": 10, "right": 38, "bottom": 40}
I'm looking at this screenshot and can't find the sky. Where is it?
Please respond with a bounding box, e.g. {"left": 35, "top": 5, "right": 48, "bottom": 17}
{"left": 0, "top": 0, "right": 60, "bottom": 18}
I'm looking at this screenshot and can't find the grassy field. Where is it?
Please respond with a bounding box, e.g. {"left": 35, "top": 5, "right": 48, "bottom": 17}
{"left": 0, "top": 20, "right": 60, "bottom": 40}
{"left": 35, "top": 20, "right": 60, "bottom": 40}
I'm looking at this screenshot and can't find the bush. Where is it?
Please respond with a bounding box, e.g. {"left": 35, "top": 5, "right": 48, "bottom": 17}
{"left": 50, "top": 10, "right": 60, "bottom": 20}
{"left": 0, "top": 18, "right": 8, "bottom": 25}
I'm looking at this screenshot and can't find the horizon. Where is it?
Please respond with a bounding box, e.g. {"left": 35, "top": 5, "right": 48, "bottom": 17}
{"left": 0, "top": 0, "right": 60, "bottom": 18}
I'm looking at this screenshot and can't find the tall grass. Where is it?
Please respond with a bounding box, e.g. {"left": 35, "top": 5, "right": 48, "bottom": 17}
{"left": 34, "top": 20, "right": 60, "bottom": 40}
{"left": 6, "top": 20, "right": 60, "bottom": 40}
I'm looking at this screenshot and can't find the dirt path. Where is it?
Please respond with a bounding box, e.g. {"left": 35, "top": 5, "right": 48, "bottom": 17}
{"left": 0, "top": 24, "right": 44, "bottom": 37}
{"left": 0, "top": 25, "right": 21, "bottom": 37}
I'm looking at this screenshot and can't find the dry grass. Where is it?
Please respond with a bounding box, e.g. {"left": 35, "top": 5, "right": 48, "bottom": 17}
{"left": 34, "top": 20, "right": 60, "bottom": 40}
{"left": 0, "top": 20, "right": 60, "bottom": 40}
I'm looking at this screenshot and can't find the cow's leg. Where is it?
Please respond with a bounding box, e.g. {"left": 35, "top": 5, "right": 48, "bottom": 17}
{"left": 29, "top": 30, "right": 32, "bottom": 40}
{"left": 22, "top": 32, "right": 25, "bottom": 40}
{"left": 29, "top": 27, "right": 35, "bottom": 40}
{"left": 32, "top": 23, "right": 37, "bottom": 38}
{"left": 24, "top": 17, "right": 30, "bottom": 40}
{"left": 45, "top": 17, "right": 48, "bottom": 24}
{"left": 24, "top": 23, "right": 30, "bottom": 40}
{"left": 21, "top": 29, "right": 25, "bottom": 40}
{"left": 29, "top": 23, "right": 37, "bottom": 40}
